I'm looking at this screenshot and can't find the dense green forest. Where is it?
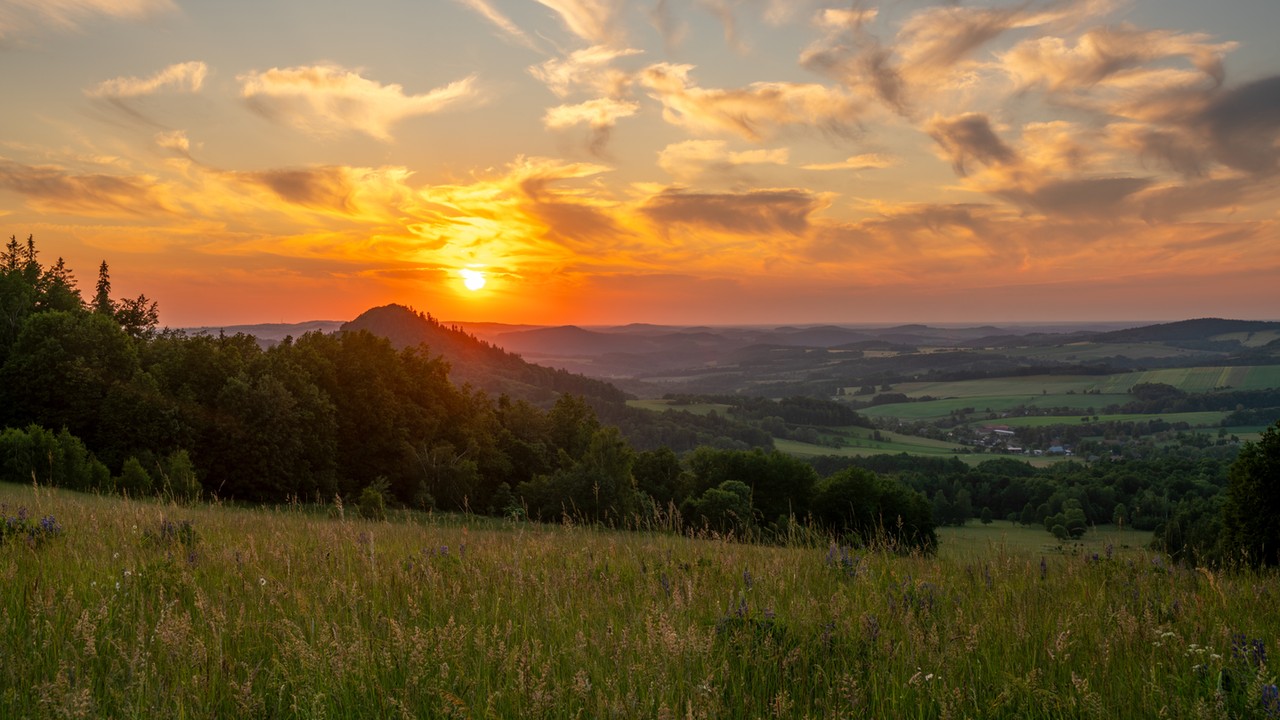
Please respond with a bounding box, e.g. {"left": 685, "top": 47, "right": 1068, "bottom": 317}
{"left": 2, "top": 235, "right": 1277, "bottom": 564}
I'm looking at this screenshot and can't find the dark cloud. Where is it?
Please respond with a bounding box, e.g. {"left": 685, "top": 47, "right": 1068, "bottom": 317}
{"left": 236, "top": 167, "right": 357, "bottom": 211}
{"left": 1198, "top": 75, "right": 1280, "bottom": 174}
{"left": 1139, "top": 175, "right": 1278, "bottom": 223}
{"left": 999, "top": 176, "right": 1152, "bottom": 217}
{"left": 927, "top": 114, "right": 1018, "bottom": 175}
{"left": 641, "top": 188, "right": 819, "bottom": 235}
{"left": 518, "top": 176, "right": 627, "bottom": 246}
{"left": 0, "top": 159, "right": 172, "bottom": 216}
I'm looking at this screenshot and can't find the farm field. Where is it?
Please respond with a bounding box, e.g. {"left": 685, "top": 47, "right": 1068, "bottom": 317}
{"left": 2, "top": 484, "right": 1275, "bottom": 719}
{"left": 1003, "top": 342, "right": 1213, "bottom": 361}
{"left": 627, "top": 399, "right": 736, "bottom": 416}
{"left": 968, "top": 411, "right": 1229, "bottom": 429}
{"left": 860, "top": 394, "right": 1133, "bottom": 423}
{"left": 878, "top": 365, "right": 1280, "bottom": 401}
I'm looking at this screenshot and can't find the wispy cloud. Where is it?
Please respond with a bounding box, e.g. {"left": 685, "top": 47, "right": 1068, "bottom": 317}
{"left": 639, "top": 63, "right": 864, "bottom": 141}
{"left": 529, "top": 45, "right": 640, "bottom": 98}
{"left": 641, "top": 188, "right": 820, "bottom": 236}
{"left": 239, "top": 65, "right": 479, "bottom": 141}
{"left": 86, "top": 60, "right": 207, "bottom": 98}
{"left": 0, "top": 157, "right": 177, "bottom": 216}
{"left": 535, "top": 0, "right": 623, "bottom": 46}
{"left": 802, "top": 153, "right": 895, "bottom": 171}
{"left": 544, "top": 97, "right": 639, "bottom": 154}
{"left": 0, "top": 0, "right": 174, "bottom": 41}
{"left": 657, "top": 139, "right": 789, "bottom": 184}
{"left": 451, "top": 0, "right": 537, "bottom": 49}
{"left": 926, "top": 113, "right": 1018, "bottom": 176}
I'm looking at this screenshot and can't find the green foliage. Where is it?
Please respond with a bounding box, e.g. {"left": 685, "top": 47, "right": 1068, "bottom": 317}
{"left": 685, "top": 447, "right": 817, "bottom": 526}
{"left": 1221, "top": 420, "right": 1280, "bottom": 567}
{"left": 118, "top": 456, "right": 153, "bottom": 497}
{"left": 681, "top": 480, "right": 753, "bottom": 534}
{"left": 0, "top": 424, "right": 110, "bottom": 491}
{"left": 519, "top": 426, "right": 640, "bottom": 524}
{"left": 160, "top": 449, "right": 201, "bottom": 502}
{"left": 359, "top": 478, "right": 389, "bottom": 521}
{"left": 811, "top": 466, "right": 937, "bottom": 552}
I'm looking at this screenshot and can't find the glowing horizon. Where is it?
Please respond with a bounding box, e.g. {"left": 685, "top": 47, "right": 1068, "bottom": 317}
{"left": 1, "top": 0, "right": 1278, "bottom": 327}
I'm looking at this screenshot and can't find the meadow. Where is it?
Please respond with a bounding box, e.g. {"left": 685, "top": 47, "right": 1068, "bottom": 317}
{"left": 3, "top": 484, "right": 1277, "bottom": 719}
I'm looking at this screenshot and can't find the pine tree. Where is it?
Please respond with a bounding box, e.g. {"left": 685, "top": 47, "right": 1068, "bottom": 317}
{"left": 93, "top": 261, "right": 115, "bottom": 315}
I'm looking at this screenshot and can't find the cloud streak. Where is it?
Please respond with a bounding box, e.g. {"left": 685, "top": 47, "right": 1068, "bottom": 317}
{"left": 87, "top": 60, "right": 207, "bottom": 98}
{"left": 239, "top": 65, "right": 478, "bottom": 141}
{"left": 0, "top": 0, "right": 174, "bottom": 40}
{"left": 639, "top": 63, "right": 865, "bottom": 141}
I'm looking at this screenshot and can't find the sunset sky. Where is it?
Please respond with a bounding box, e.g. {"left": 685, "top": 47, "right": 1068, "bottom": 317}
{"left": 2, "top": 0, "right": 1278, "bottom": 327}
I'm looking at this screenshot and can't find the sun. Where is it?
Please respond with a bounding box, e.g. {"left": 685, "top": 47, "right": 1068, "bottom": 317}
{"left": 460, "top": 268, "right": 486, "bottom": 292}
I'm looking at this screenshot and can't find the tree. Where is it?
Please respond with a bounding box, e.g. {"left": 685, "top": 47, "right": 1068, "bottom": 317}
{"left": 682, "top": 480, "right": 752, "bottom": 534}
{"left": 981, "top": 507, "right": 993, "bottom": 525}
{"left": 1112, "top": 502, "right": 1128, "bottom": 530}
{"left": 1221, "top": 421, "right": 1280, "bottom": 567}
{"left": 93, "top": 261, "right": 115, "bottom": 316}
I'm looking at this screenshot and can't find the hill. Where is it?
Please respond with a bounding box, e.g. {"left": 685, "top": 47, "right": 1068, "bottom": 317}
{"left": 1096, "top": 318, "right": 1280, "bottom": 344}
{"left": 342, "top": 304, "right": 629, "bottom": 406}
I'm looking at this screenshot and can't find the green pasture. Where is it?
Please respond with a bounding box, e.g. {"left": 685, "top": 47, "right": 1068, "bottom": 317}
{"left": 3, "top": 483, "right": 1276, "bottom": 719}
{"left": 627, "top": 399, "right": 736, "bottom": 416}
{"left": 967, "top": 411, "right": 1229, "bottom": 429}
{"left": 882, "top": 366, "right": 1280, "bottom": 401}
{"left": 860, "top": 394, "right": 1133, "bottom": 422}
{"left": 1004, "top": 342, "right": 1208, "bottom": 362}
{"left": 936, "top": 520, "right": 1154, "bottom": 560}
{"left": 1213, "top": 329, "right": 1280, "bottom": 348}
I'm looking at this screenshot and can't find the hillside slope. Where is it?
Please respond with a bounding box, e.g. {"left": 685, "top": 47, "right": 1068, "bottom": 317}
{"left": 342, "top": 304, "right": 629, "bottom": 405}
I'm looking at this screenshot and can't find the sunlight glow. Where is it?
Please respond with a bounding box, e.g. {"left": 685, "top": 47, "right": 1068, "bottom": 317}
{"left": 460, "top": 268, "right": 486, "bottom": 292}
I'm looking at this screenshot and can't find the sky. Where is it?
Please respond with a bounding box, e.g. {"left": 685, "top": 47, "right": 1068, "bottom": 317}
{"left": 1, "top": 0, "right": 1278, "bottom": 327}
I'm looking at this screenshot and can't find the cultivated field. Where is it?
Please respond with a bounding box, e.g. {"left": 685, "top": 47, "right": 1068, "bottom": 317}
{"left": 3, "top": 484, "right": 1276, "bottom": 719}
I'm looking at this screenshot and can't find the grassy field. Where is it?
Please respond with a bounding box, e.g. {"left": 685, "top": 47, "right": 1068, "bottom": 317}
{"left": 861, "top": 394, "right": 1134, "bottom": 423}
{"left": 3, "top": 483, "right": 1277, "bottom": 719}
{"left": 966, "top": 411, "right": 1229, "bottom": 429}
{"left": 936, "top": 520, "right": 1153, "bottom": 560}
{"left": 627, "top": 399, "right": 736, "bottom": 416}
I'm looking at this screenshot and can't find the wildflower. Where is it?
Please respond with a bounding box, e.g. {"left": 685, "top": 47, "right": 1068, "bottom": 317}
{"left": 259, "top": 577, "right": 267, "bottom": 587}
{"left": 1262, "top": 684, "right": 1279, "bottom": 717}
{"left": 1232, "top": 634, "right": 1267, "bottom": 666}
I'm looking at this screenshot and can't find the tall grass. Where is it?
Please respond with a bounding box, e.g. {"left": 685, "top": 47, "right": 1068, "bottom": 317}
{"left": 2, "top": 482, "right": 1277, "bottom": 719}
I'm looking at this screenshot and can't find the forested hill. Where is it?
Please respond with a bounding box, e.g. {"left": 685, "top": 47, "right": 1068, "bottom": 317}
{"left": 1095, "top": 318, "right": 1280, "bottom": 344}
{"left": 342, "top": 304, "right": 629, "bottom": 406}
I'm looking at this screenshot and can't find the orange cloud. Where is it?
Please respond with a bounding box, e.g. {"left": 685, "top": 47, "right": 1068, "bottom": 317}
{"left": 638, "top": 63, "right": 864, "bottom": 141}
{"left": 535, "top": 0, "right": 623, "bottom": 46}
{"left": 86, "top": 60, "right": 207, "bottom": 98}
{"left": 529, "top": 45, "right": 640, "bottom": 98}
{"left": 0, "top": 0, "right": 174, "bottom": 40}
{"left": 657, "top": 139, "right": 789, "bottom": 184}
{"left": 452, "top": 0, "right": 537, "bottom": 49}
{"left": 239, "top": 65, "right": 479, "bottom": 141}
{"left": 0, "top": 158, "right": 179, "bottom": 217}
{"left": 802, "top": 154, "right": 895, "bottom": 171}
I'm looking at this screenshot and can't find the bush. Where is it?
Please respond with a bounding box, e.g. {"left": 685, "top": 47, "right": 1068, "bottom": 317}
{"left": 359, "top": 481, "right": 387, "bottom": 521}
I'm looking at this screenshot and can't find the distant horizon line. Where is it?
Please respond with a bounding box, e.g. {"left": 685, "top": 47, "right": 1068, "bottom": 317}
{"left": 173, "top": 313, "right": 1280, "bottom": 332}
